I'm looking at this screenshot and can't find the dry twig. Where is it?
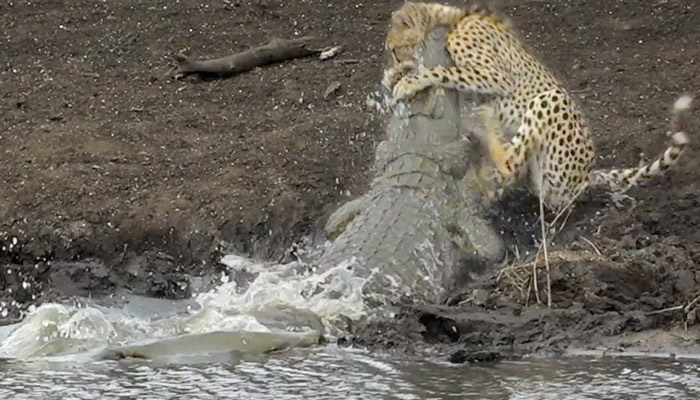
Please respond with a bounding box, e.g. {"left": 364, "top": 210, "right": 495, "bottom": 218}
{"left": 580, "top": 236, "right": 603, "bottom": 256}
{"left": 538, "top": 183, "right": 552, "bottom": 307}
{"left": 645, "top": 291, "right": 700, "bottom": 332}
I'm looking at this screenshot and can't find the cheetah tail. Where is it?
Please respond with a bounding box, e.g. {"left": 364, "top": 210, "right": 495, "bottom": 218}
{"left": 589, "top": 94, "right": 693, "bottom": 192}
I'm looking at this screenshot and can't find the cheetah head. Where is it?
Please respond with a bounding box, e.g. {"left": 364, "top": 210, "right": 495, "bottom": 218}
{"left": 385, "top": 2, "right": 430, "bottom": 66}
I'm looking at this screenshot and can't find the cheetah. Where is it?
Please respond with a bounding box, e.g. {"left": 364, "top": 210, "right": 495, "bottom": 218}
{"left": 383, "top": 2, "right": 692, "bottom": 212}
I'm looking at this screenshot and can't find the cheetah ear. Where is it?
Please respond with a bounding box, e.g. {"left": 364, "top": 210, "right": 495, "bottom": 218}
{"left": 391, "top": 10, "right": 414, "bottom": 28}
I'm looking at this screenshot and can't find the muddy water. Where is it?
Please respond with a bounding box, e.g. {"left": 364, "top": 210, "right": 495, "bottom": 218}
{"left": 0, "top": 348, "right": 699, "bottom": 399}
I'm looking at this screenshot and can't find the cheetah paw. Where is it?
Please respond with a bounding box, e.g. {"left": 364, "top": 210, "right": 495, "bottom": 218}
{"left": 392, "top": 75, "right": 428, "bottom": 101}
{"left": 381, "top": 61, "right": 416, "bottom": 90}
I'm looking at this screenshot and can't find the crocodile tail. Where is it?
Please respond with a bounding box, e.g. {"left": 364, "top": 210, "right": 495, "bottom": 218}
{"left": 589, "top": 95, "right": 693, "bottom": 192}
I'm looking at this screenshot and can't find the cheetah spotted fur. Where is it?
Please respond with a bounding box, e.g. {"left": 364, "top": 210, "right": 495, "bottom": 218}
{"left": 383, "top": 1, "right": 692, "bottom": 211}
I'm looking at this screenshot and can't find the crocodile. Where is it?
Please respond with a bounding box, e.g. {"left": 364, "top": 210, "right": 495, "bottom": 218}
{"left": 315, "top": 28, "right": 503, "bottom": 305}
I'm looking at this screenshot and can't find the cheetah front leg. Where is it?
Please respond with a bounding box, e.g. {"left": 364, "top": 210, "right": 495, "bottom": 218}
{"left": 392, "top": 65, "right": 512, "bottom": 101}
{"left": 382, "top": 60, "right": 417, "bottom": 91}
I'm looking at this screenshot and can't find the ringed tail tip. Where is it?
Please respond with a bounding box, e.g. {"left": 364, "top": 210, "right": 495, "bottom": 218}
{"left": 674, "top": 94, "right": 694, "bottom": 113}
{"left": 672, "top": 131, "right": 689, "bottom": 146}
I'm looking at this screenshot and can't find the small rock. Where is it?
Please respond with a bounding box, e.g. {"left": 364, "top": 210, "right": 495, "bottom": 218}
{"left": 672, "top": 269, "right": 696, "bottom": 296}
{"left": 555, "top": 298, "right": 573, "bottom": 309}
{"left": 472, "top": 288, "right": 489, "bottom": 306}
{"left": 494, "top": 332, "right": 515, "bottom": 346}
{"left": 449, "top": 349, "right": 503, "bottom": 364}
{"left": 459, "top": 332, "right": 485, "bottom": 346}
{"left": 323, "top": 81, "right": 342, "bottom": 99}
{"left": 686, "top": 308, "right": 697, "bottom": 327}
{"left": 124, "top": 255, "right": 145, "bottom": 276}
{"left": 620, "top": 235, "right": 636, "bottom": 249}
{"left": 319, "top": 46, "right": 342, "bottom": 61}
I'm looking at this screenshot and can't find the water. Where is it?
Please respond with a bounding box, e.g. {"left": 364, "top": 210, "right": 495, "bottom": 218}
{"left": 0, "top": 245, "right": 370, "bottom": 362}
{"left": 1, "top": 245, "right": 699, "bottom": 399}
{"left": 0, "top": 346, "right": 699, "bottom": 399}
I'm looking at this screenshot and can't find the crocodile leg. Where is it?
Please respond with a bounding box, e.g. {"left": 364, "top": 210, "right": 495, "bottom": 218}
{"left": 324, "top": 195, "right": 370, "bottom": 239}
{"left": 448, "top": 202, "right": 504, "bottom": 263}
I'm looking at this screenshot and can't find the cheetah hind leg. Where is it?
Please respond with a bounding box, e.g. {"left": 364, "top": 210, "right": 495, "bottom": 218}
{"left": 468, "top": 165, "right": 500, "bottom": 205}
{"left": 483, "top": 90, "right": 572, "bottom": 189}
{"left": 472, "top": 104, "right": 510, "bottom": 198}
{"left": 476, "top": 103, "right": 521, "bottom": 183}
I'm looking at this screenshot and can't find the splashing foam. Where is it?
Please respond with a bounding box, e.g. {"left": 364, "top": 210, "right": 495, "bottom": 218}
{"left": 0, "top": 304, "right": 121, "bottom": 358}
{"left": 194, "top": 254, "right": 371, "bottom": 333}
{"left": 0, "top": 239, "right": 381, "bottom": 359}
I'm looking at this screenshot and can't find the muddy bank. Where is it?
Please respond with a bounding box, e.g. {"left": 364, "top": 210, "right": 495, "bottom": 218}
{"left": 346, "top": 223, "right": 700, "bottom": 361}
{"left": 1, "top": 0, "right": 699, "bottom": 356}
{"left": 1, "top": 0, "right": 390, "bottom": 318}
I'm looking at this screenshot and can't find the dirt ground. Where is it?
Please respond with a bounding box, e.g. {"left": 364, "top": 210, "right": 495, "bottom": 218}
{"left": 1, "top": 0, "right": 698, "bottom": 356}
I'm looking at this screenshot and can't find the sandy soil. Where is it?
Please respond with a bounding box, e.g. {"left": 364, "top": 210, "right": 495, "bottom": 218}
{"left": 1, "top": 0, "right": 698, "bottom": 357}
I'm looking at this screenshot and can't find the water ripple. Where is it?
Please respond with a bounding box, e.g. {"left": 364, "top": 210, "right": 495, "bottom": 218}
{"left": 1, "top": 348, "right": 699, "bottom": 399}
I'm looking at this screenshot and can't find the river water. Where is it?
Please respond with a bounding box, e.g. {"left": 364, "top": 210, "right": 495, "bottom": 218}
{"left": 0, "top": 248, "right": 699, "bottom": 399}
{"left": 1, "top": 347, "right": 699, "bottom": 399}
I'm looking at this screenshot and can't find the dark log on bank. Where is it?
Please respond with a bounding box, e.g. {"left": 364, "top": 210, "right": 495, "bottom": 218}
{"left": 174, "top": 36, "right": 321, "bottom": 79}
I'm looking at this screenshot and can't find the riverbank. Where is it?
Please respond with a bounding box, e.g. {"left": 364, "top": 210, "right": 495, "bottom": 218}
{"left": 1, "top": 0, "right": 698, "bottom": 357}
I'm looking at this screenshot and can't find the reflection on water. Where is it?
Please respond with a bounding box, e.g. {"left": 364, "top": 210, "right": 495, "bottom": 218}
{"left": 0, "top": 346, "right": 698, "bottom": 400}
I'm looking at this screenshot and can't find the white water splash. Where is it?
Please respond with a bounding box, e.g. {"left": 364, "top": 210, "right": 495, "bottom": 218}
{"left": 195, "top": 255, "right": 370, "bottom": 331}
{"left": 0, "top": 304, "right": 122, "bottom": 359}
{"left": 0, "top": 240, "right": 376, "bottom": 360}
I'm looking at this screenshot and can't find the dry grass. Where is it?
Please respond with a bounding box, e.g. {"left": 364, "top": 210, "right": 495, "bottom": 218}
{"left": 496, "top": 176, "right": 599, "bottom": 308}
{"left": 496, "top": 247, "right": 606, "bottom": 306}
